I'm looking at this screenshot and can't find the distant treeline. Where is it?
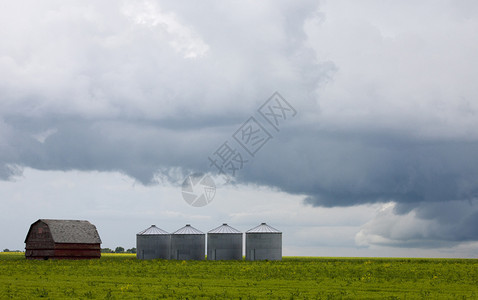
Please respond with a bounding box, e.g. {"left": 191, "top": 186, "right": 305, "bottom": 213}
{"left": 2, "top": 249, "right": 23, "bottom": 253}
{"left": 101, "top": 247, "right": 136, "bottom": 254}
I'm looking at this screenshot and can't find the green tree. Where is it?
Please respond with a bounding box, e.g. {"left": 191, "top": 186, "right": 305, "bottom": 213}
{"left": 126, "top": 247, "right": 137, "bottom": 254}
{"left": 115, "top": 246, "right": 125, "bottom": 253}
{"left": 2, "top": 249, "right": 10, "bottom": 252}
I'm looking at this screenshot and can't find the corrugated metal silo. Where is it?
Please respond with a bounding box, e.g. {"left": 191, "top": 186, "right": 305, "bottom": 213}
{"left": 245, "top": 223, "right": 282, "bottom": 261}
{"left": 170, "top": 224, "right": 205, "bottom": 260}
{"left": 207, "top": 223, "right": 242, "bottom": 260}
{"left": 136, "top": 225, "right": 170, "bottom": 260}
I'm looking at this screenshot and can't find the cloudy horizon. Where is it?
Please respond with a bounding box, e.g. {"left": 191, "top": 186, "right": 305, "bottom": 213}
{"left": 1, "top": 0, "right": 478, "bottom": 257}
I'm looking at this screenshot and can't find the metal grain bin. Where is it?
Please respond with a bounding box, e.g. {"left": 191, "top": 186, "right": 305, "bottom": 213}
{"left": 245, "top": 223, "right": 282, "bottom": 261}
{"left": 170, "top": 224, "right": 205, "bottom": 260}
{"left": 136, "top": 225, "right": 170, "bottom": 260}
{"left": 207, "top": 223, "right": 242, "bottom": 260}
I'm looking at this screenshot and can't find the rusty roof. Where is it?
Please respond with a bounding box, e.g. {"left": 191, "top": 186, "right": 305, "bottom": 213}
{"left": 26, "top": 219, "right": 102, "bottom": 244}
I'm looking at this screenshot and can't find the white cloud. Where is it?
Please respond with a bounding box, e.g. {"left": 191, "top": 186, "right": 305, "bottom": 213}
{"left": 122, "top": 0, "right": 209, "bottom": 59}
{"left": 307, "top": 0, "right": 478, "bottom": 140}
{"left": 356, "top": 200, "right": 478, "bottom": 252}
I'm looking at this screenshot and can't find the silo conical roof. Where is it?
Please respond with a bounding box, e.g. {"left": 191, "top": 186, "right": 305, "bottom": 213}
{"left": 137, "top": 225, "right": 169, "bottom": 235}
{"left": 246, "top": 222, "right": 281, "bottom": 233}
{"left": 208, "top": 223, "right": 241, "bottom": 234}
{"left": 173, "top": 224, "right": 204, "bottom": 234}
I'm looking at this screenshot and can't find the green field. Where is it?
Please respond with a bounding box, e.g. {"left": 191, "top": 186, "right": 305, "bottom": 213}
{"left": 0, "top": 253, "right": 477, "bottom": 299}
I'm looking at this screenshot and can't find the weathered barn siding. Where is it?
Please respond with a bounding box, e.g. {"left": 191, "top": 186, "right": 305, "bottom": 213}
{"left": 25, "top": 219, "right": 101, "bottom": 260}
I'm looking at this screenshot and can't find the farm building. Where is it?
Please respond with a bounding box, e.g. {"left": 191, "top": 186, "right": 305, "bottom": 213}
{"left": 170, "top": 224, "right": 205, "bottom": 260}
{"left": 245, "top": 223, "right": 282, "bottom": 261}
{"left": 136, "top": 225, "right": 170, "bottom": 260}
{"left": 207, "top": 223, "right": 243, "bottom": 260}
{"left": 24, "top": 219, "right": 102, "bottom": 260}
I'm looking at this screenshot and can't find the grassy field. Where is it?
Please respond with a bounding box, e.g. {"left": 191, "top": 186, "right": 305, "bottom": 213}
{"left": 0, "top": 252, "right": 477, "bottom": 299}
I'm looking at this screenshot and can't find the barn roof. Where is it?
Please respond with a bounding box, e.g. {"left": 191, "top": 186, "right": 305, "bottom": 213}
{"left": 26, "top": 219, "right": 102, "bottom": 244}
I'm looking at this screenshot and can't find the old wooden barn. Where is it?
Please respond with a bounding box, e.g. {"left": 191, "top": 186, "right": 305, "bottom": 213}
{"left": 25, "top": 219, "right": 102, "bottom": 260}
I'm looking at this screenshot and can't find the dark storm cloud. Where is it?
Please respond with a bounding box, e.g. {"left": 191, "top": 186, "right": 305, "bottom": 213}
{"left": 0, "top": 115, "right": 227, "bottom": 183}
{"left": 238, "top": 128, "right": 478, "bottom": 207}
{"left": 4, "top": 113, "right": 478, "bottom": 216}
{"left": 1, "top": 0, "right": 478, "bottom": 249}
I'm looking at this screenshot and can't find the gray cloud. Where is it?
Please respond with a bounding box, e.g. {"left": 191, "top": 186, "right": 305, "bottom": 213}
{"left": 294, "top": 133, "right": 478, "bottom": 207}
{"left": 1, "top": 0, "right": 478, "bottom": 249}
{"left": 0, "top": 0, "right": 325, "bottom": 182}
{"left": 356, "top": 200, "right": 478, "bottom": 248}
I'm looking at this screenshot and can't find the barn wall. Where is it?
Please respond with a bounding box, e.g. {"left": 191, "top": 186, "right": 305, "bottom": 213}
{"left": 25, "top": 249, "right": 56, "bottom": 259}
{"left": 55, "top": 243, "right": 101, "bottom": 259}
{"left": 25, "top": 221, "right": 54, "bottom": 259}
{"left": 26, "top": 245, "right": 101, "bottom": 259}
{"left": 25, "top": 221, "right": 54, "bottom": 250}
{"left": 54, "top": 243, "right": 100, "bottom": 250}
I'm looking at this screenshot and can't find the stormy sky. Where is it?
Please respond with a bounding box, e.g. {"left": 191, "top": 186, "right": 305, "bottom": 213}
{"left": 1, "top": 0, "right": 478, "bottom": 257}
